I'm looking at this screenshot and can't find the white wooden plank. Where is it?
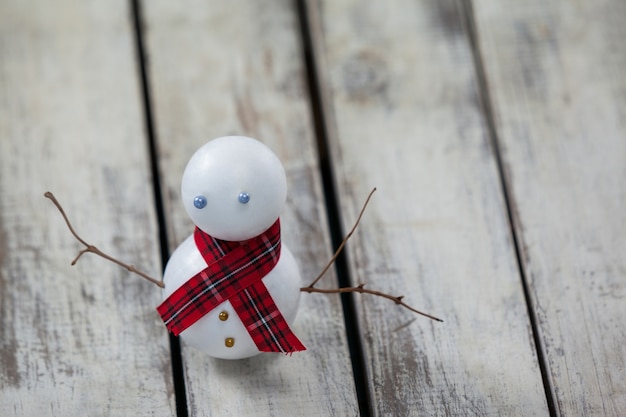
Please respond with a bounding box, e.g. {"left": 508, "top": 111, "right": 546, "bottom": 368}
{"left": 0, "top": 1, "right": 175, "bottom": 415}
{"left": 143, "top": 1, "right": 359, "bottom": 415}
{"left": 307, "top": 0, "right": 550, "bottom": 414}
{"left": 474, "top": 0, "right": 626, "bottom": 415}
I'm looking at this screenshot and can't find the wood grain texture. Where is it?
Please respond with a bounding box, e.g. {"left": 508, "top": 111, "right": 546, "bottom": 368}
{"left": 143, "top": 0, "right": 359, "bottom": 415}
{"left": 306, "top": 0, "right": 550, "bottom": 414}
{"left": 474, "top": 0, "right": 626, "bottom": 415}
{"left": 0, "top": 0, "right": 175, "bottom": 415}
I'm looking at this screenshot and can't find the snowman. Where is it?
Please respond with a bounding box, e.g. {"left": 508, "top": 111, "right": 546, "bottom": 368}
{"left": 45, "top": 138, "right": 442, "bottom": 360}
{"left": 157, "top": 136, "right": 306, "bottom": 359}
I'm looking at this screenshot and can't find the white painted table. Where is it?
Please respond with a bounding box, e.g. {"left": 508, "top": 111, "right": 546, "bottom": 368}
{"left": 1, "top": 1, "right": 624, "bottom": 416}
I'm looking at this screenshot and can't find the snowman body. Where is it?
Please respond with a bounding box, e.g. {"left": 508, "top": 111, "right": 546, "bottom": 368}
{"left": 162, "top": 234, "right": 301, "bottom": 359}
{"left": 160, "top": 136, "right": 303, "bottom": 359}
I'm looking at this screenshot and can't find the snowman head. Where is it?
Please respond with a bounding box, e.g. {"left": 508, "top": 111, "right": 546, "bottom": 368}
{"left": 181, "top": 136, "right": 287, "bottom": 241}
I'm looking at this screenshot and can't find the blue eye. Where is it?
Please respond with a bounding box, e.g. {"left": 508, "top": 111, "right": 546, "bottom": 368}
{"left": 238, "top": 192, "right": 250, "bottom": 204}
{"left": 193, "top": 195, "right": 207, "bottom": 209}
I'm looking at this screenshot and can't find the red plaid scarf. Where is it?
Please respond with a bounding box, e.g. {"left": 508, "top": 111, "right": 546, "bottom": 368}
{"left": 157, "top": 219, "right": 305, "bottom": 354}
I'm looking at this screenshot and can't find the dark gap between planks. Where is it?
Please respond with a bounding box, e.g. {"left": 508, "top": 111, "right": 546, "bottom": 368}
{"left": 130, "top": 1, "right": 189, "bottom": 416}
{"left": 296, "top": 1, "right": 374, "bottom": 416}
{"left": 460, "top": 1, "right": 558, "bottom": 415}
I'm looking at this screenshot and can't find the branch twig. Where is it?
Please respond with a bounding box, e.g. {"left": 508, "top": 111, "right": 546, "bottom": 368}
{"left": 44, "top": 192, "right": 164, "bottom": 288}
{"left": 302, "top": 187, "right": 443, "bottom": 323}
{"left": 301, "top": 284, "right": 443, "bottom": 322}
{"left": 306, "top": 187, "right": 377, "bottom": 288}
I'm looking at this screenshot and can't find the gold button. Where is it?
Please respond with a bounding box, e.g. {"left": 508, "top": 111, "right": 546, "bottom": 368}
{"left": 218, "top": 311, "right": 229, "bottom": 321}
{"left": 225, "top": 337, "right": 235, "bottom": 348}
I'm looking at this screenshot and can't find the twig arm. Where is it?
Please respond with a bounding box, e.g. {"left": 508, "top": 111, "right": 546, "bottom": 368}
{"left": 306, "top": 187, "right": 377, "bottom": 288}
{"left": 301, "top": 284, "right": 443, "bottom": 322}
{"left": 302, "top": 187, "right": 443, "bottom": 323}
{"left": 44, "top": 191, "right": 164, "bottom": 288}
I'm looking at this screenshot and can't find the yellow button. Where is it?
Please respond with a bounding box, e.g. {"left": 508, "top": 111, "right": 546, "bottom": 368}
{"left": 219, "top": 311, "right": 229, "bottom": 321}
{"left": 225, "top": 337, "right": 235, "bottom": 348}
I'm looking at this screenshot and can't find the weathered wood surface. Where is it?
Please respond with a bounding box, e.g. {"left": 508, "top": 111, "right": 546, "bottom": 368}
{"left": 0, "top": 0, "right": 175, "bottom": 416}
{"left": 2, "top": 0, "right": 625, "bottom": 415}
{"left": 474, "top": 0, "right": 626, "bottom": 415}
{"left": 307, "top": 0, "right": 550, "bottom": 415}
{"left": 143, "top": 0, "right": 359, "bottom": 415}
